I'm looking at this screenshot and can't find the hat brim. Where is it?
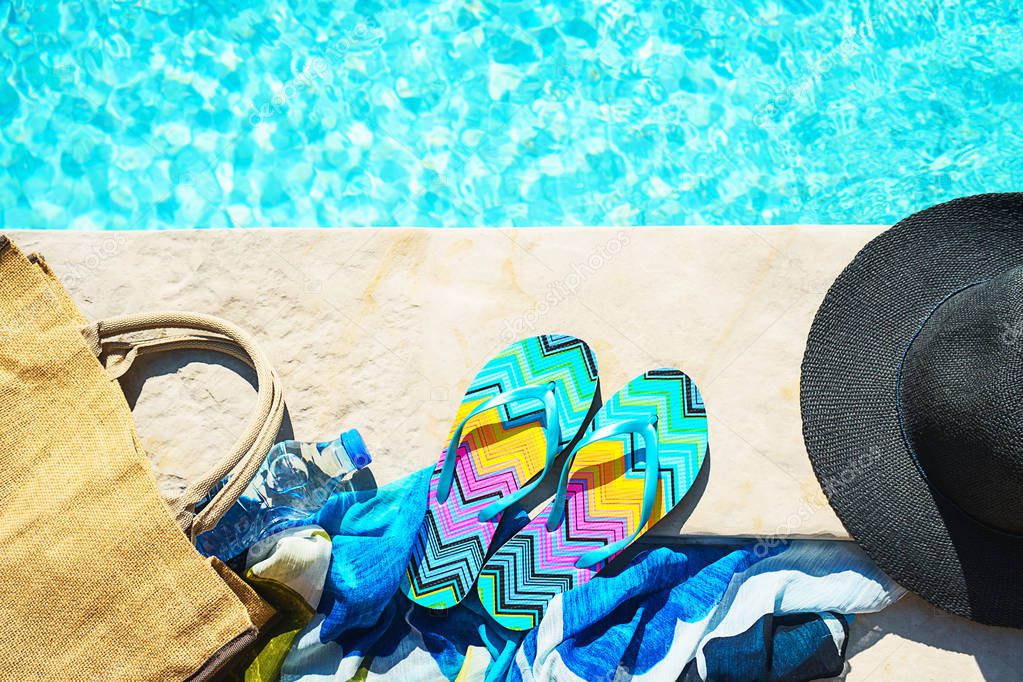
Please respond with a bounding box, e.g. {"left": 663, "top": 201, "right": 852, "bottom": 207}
{"left": 801, "top": 193, "right": 1023, "bottom": 627}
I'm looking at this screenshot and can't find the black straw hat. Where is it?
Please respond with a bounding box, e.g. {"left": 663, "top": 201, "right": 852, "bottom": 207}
{"left": 801, "top": 193, "right": 1023, "bottom": 627}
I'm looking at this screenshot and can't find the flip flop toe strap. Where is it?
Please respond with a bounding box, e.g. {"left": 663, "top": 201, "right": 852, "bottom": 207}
{"left": 546, "top": 415, "right": 661, "bottom": 569}
{"left": 436, "top": 382, "right": 563, "bottom": 521}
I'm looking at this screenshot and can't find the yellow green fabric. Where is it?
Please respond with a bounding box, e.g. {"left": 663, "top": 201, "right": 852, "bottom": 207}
{"left": 225, "top": 575, "right": 315, "bottom": 682}
{"left": 219, "top": 525, "right": 331, "bottom": 682}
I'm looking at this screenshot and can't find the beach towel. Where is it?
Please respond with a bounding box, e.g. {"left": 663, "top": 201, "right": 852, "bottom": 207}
{"left": 249, "top": 467, "right": 905, "bottom": 681}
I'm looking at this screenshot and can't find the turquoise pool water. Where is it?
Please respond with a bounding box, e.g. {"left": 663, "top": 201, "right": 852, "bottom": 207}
{"left": 0, "top": 1, "right": 1020, "bottom": 229}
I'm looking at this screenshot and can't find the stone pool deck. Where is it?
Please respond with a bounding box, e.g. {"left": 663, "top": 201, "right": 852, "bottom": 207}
{"left": 12, "top": 228, "right": 1023, "bottom": 681}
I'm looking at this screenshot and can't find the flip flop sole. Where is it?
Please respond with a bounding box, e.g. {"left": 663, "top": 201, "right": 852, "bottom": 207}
{"left": 478, "top": 369, "right": 708, "bottom": 629}
{"left": 400, "top": 334, "right": 599, "bottom": 609}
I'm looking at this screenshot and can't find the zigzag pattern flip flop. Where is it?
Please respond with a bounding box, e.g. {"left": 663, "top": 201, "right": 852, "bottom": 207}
{"left": 399, "top": 334, "right": 599, "bottom": 610}
{"left": 477, "top": 369, "right": 708, "bottom": 630}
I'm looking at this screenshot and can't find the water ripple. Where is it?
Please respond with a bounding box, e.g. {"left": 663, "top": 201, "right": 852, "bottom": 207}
{"left": 0, "top": 0, "right": 1021, "bottom": 228}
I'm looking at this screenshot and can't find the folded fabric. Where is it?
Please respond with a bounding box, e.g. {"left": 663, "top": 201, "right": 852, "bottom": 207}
{"left": 279, "top": 468, "right": 529, "bottom": 681}
{"left": 220, "top": 526, "right": 333, "bottom": 682}
{"left": 247, "top": 526, "right": 333, "bottom": 609}
{"left": 679, "top": 611, "right": 850, "bottom": 682}
{"left": 275, "top": 467, "right": 905, "bottom": 682}
{"left": 512, "top": 540, "right": 895, "bottom": 681}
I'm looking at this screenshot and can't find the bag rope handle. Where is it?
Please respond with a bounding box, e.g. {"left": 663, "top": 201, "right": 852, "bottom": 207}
{"left": 81, "top": 311, "right": 285, "bottom": 541}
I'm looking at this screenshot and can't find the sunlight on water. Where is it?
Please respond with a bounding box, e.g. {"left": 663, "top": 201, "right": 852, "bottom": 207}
{"left": 0, "top": 0, "right": 1021, "bottom": 228}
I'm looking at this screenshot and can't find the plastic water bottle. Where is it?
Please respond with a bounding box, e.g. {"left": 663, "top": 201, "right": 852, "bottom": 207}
{"left": 195, "top": 429, "right": 372, "bottom": 560}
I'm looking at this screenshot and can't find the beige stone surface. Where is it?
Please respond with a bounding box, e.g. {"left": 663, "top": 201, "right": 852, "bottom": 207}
{"left": 14, "top": 227, "right": 877, "bottom": 538}
{"left": 9, "top": 228, "right": 1023, "bottom": 680}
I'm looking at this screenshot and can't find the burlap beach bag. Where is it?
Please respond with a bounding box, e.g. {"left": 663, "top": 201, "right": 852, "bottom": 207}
{"left": 0, "top": 236, "right": 285, "bottom": 680}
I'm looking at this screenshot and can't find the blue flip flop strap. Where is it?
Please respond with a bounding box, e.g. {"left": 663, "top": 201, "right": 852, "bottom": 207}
{"left": 545, "top": 416, "right": 661, "bottom": 569}
{"left": 435, "top": 382, "right": 562, "bottom": 520}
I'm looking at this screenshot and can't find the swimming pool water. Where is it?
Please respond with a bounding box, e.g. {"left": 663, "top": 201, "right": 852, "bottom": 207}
{"left": 1, "top": 1, "right": 1021, "bottom": 229}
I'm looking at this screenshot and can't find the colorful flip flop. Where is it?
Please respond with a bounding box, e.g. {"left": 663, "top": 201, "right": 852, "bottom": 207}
{"left": 399, "top": 334, "right": 599, "bottom": 610}
{"left": 476, "top": 368, "right": 709, "bottom": 630}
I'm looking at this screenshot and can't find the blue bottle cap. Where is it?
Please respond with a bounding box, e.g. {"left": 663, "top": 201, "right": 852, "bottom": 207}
{"left": 340, "top": 428, "right": 372, "bottom": 469}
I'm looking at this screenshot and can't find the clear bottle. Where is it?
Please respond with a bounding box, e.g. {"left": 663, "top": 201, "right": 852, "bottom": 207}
{"left": 195, "top": 429, "right": 372, "bottom": 560}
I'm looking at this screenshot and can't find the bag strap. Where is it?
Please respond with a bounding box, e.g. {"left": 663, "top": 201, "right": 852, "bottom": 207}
{"left": 80, "top": 311, "right": 285, "bottom": 541}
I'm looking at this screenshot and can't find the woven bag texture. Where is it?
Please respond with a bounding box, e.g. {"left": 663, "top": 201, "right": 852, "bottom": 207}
{"left": 0, "top": 237, "right": 258, "bottom": 680}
